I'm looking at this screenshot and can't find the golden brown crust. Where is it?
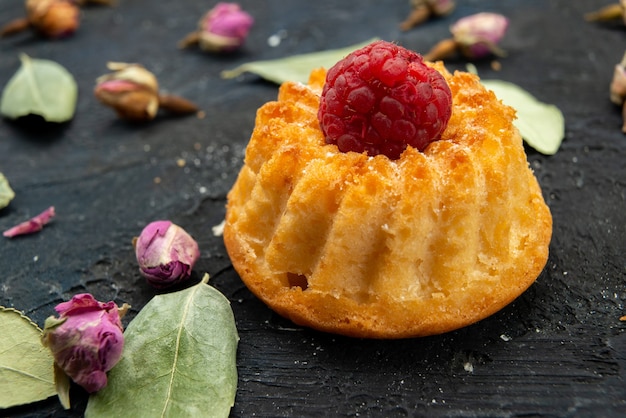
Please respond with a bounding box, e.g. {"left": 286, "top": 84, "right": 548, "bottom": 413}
{"left": 224, "top": 64, "right": 552, "bottom": 339}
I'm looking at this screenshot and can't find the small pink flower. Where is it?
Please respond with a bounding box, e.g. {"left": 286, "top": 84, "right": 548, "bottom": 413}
{"left": 451, "top": 12, "right": 509, "bottom": 59}
{"left": 42, "top": 294, "right": 128, "bottom": 393}
{"left": 179, "top": 2, "right": 254, "bottom": 52}
{"left": 201, "top": 2, "right": 254, "bottom": 51}
{"left": 134, "top": 220, "right": 200, "bottom": 288}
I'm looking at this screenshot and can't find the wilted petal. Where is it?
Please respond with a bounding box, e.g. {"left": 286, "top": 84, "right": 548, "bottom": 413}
{"left": 3, "top": 206, "right": 55, "bottom": 238}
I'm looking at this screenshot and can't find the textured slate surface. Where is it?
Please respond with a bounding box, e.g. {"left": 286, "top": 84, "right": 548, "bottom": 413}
{"left": 0, "top": 0, "right": 624, "bottom": 416}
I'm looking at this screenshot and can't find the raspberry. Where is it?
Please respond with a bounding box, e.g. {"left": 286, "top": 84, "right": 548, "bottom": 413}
{"left": 317, "top": 40, "right": 452, "bottom": 159}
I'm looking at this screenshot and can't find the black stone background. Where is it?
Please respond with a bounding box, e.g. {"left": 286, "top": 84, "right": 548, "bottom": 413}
{"left": 0, "top": 0, "right": 624, "bottom": 416}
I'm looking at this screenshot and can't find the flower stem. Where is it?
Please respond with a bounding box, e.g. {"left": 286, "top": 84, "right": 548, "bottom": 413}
{"left": 423, "top": 38, "right": 458, "bottom": 62}
{"left": 158, "top": 94, "right": 199, "bottom": 115}
{"left": 178, "top": 31, "right": 200, "bottom": 49}
{"left": 399, "top": 6, "right": 431, "bottom": 31}
{"left": 584, "top": 4, "right": 623, "bottom": 22}
{"left": 0, "top": 18, "right": 30, "bottom": 37}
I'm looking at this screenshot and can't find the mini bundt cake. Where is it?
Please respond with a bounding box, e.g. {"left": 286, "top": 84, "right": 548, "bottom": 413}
{"left": 224, "top": 41, "right": 552, "bottom": 339}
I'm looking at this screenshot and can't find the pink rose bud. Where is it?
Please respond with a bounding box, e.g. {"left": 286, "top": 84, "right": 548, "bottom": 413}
{"left": 180, "top": 2, "right": 253, "bottom": 52}
{"left": 42, "top": 294, "right": 128, "bottom": 393}
{"left": 451, "top": 12, "right": 509, "bottom": 59}
{"left": 134, "top": 220, "right": 200, "bottom": 288}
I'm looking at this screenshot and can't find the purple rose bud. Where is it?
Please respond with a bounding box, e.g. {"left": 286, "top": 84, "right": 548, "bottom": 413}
{"left": 134, "top": 220, "right": 200, "bottom": 288}
{"left": 451, "top": 12, "right": 509, "bottom": 59}
{"left": 42, "top": 294, "right": 128, "bottom": 393}
{"left": 199, "top": 2, "right": 254, "bottom": 52}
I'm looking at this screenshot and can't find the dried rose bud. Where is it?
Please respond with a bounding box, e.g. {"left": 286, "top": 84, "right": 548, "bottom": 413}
{"left": 94, "top": 62, "right": 160, "bottom": 121}
{"left": 179, "top": 2, "right": 254, "bottom": 52}
{"left": 424, "top": 12, "right": 509, "bottom": 62}
{"left": 451, "top": 12, "right": 508, "bottom": 59}
{"left": 41, "top": 294, "right": 129, "bottom": 393}
{"left": 1, "top": 0, "right": 79, "bottom": 38}
{"left": 400, "top": 0, "right": 455, "bottom": 31}
{"left": 134, "top": 220, "right": 200, "bottom": 289}
{"left": 94, "top": 62, "right": 199, "bottom": 121}
{"left": 610, "top": 52, "right": 626, "bottom": 132}
{"left": 27, "top": 0, "right": 80, "bottom": 38}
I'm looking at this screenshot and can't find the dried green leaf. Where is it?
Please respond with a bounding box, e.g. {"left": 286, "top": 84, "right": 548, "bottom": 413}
{"left": 53, "top": 360, "right": 71, "bottom": 409}
{"left": 85, "top": 274, "right": 239, "bottom": 418}
{"left": 0, "top": 306, "right": 56, "bottom": 409}
{"left": 0, "top": 173, "right": 15, "bottom": 209}
{"left": 481, "top": 79, "right": 565, "bottom": 155}
{"left": 0, "top": 54, "right": 78, "bottom": 123}
{"left": 222, "top": 38, "right": 379, "bottom": 84}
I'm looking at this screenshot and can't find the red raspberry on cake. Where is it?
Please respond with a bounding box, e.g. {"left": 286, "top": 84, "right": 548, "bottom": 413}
{"left": 318, "top": 40, "right": 452, "bottom": 159}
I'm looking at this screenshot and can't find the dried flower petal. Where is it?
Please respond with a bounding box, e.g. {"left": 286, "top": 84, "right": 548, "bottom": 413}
{"left": 3, "top": 206, "right": 55, "bottom": 238}
{"left": 134, "top": 220, "right": 200, "bottom": 288}
{"left": 41, "top": 294, "right": 129, "bottom": 393}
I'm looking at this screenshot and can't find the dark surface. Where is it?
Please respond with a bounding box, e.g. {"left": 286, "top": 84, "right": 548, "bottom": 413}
{"left": 1, "top": 0, "right": 625, "bottom": 417}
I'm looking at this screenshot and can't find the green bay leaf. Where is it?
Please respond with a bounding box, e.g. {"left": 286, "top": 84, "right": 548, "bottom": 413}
{"left": 481, "top": 79, "right": 565, "bottom": 155}
{"left": 85, "top": 274, "right": 239, "bottom": 418}
{"left": 0, "top": 172, "right": 15, "bottom": 209}
{"left": 0, "top": 54, "right": 78, "bottom": 122}
{"left": 0, "top": 306, "right": 56, "bottom": 409}
{"left": 222, "top": 38, "right": 379, "bottom": 84}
